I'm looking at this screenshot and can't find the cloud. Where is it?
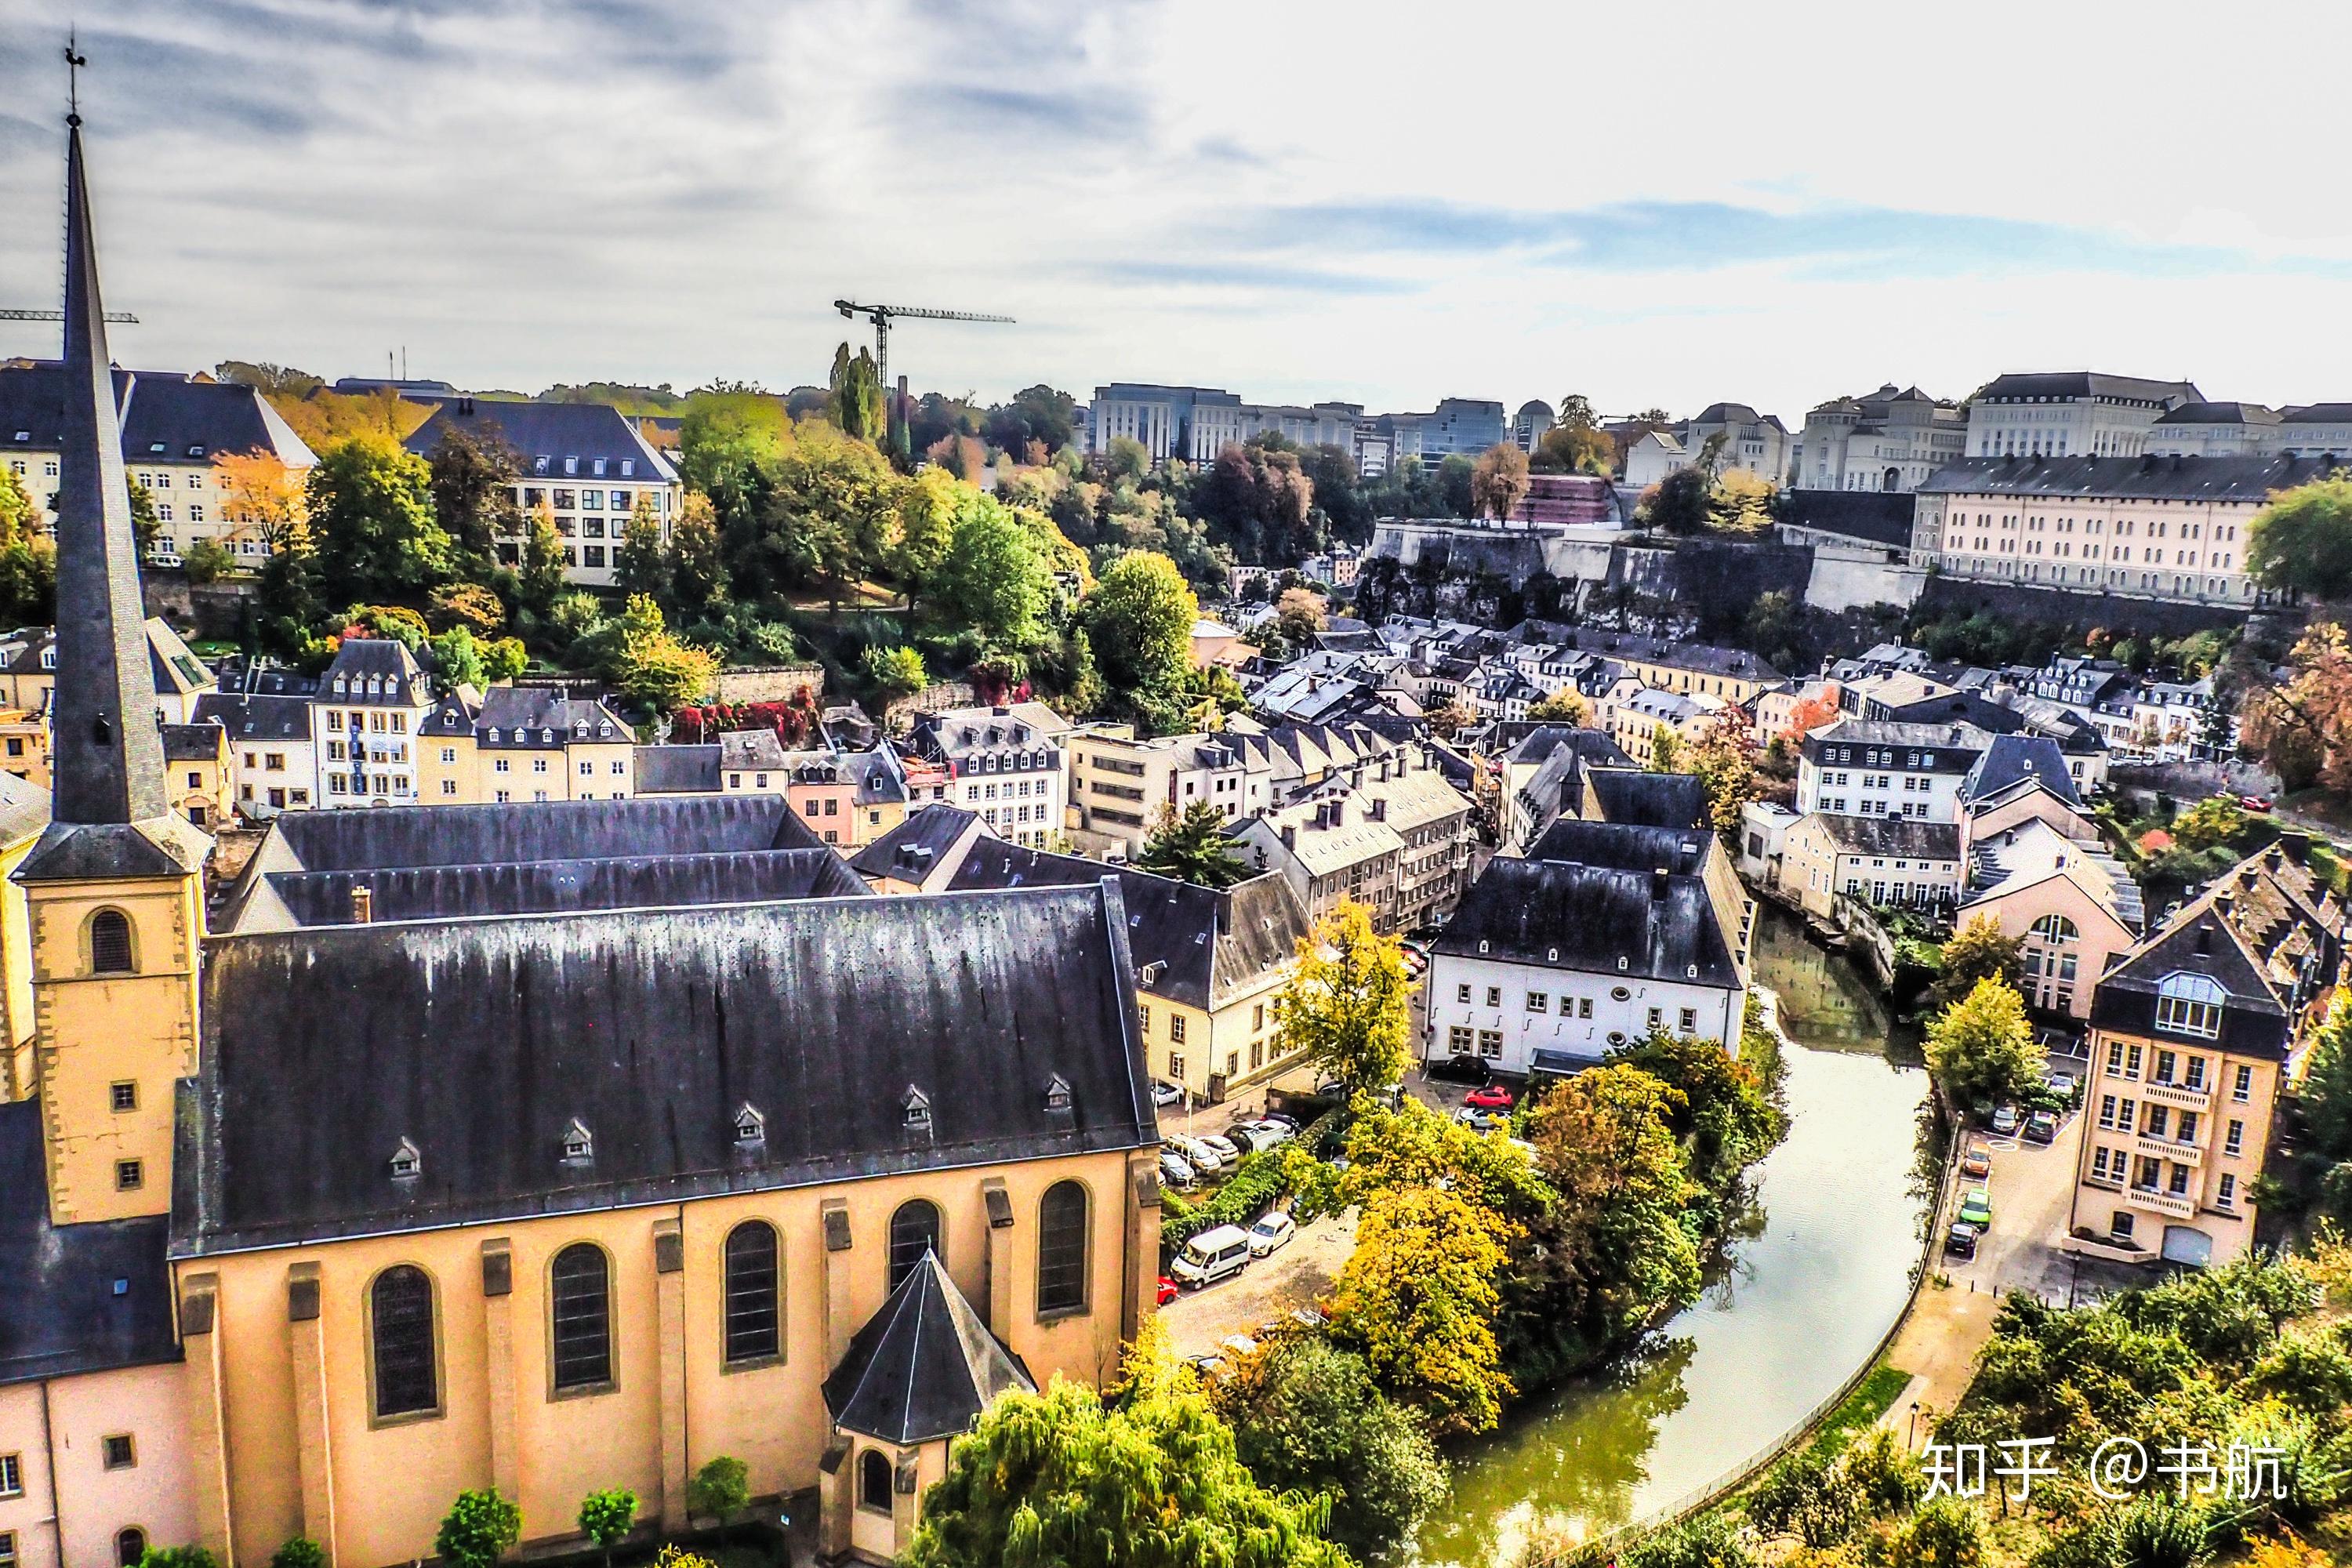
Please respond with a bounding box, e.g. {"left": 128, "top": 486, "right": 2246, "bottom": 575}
{"left": 1089, "top": 260, "right": 1420, "bottom": 296}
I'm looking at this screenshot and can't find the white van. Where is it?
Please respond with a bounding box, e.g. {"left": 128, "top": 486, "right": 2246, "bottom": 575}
{"left": 1170, "top": 1224, "right": 1253, "bottom": 1288}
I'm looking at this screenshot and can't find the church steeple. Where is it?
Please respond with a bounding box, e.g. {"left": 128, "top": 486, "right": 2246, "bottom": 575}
{"left": 51, "top": 113, "right": 168, "bottom": 826}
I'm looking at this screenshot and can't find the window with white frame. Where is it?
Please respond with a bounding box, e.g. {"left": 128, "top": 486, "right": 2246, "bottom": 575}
{"left": 2154, "top": 972, "right": 2226, "bottom": 1038}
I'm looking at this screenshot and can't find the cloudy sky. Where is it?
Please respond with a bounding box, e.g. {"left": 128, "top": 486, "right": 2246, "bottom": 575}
{"left": 3, "top": 0, "right": 2348, "bottom": 423}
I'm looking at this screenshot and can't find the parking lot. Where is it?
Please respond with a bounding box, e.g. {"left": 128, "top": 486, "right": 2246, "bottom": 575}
{"left": 1937, "top": 1098, "right": 2143, "bottom": 1308}
{"left": 1159, "top": 1207, "right": 1358, "bottom": 1360}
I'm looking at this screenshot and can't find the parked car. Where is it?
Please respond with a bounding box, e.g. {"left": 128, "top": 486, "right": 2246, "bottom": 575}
{"left": 2045, "top": 1069, "right": 2078, "bottom": 1102}
{"left": 1152, "top": 1079, "right": 1185, "bottom": 1109}
{"left": 1958, "top": 1188, "right": 1994, "bottom": 1229}
{"left": 1165, "top": 1135, "right": 1223, "bottom": 1174}
{"left": 1962, "top": 1143, "right": 1992, "bottom": 1178}
{"left": 1197, "top": 1133, "right": 1242, "bottom": 1165}
{"left": 2241, "top": 794, "right": 2274, "bottom": 813}
{"left": 1465, "top": 1083, "right": 1517, "bottom": 1111}
{"left": 1944, "top": 1221, "right": 1980, "bottom": 1260}
{"left": 1171, "top": 1224, "right": 1254, "bottom": 1287}
{"left": 1454, "top": 1105, "right": 1507, "bottom": 1133}
{"left": 1232, "top": 1120, "right": 1294, "bottom": 1154}
{"left": 2024, "top": 1109, "right": 2059, "bottom": 1145}
{"left": 1425, "top": 1054, "right": 1493, "bottom": 1087}
{"left": 1156, "top": 1274, "right": 1179, "bottom": 1306}
{"left": 1158, "top": 1151, "right": 1197, "bottom": 1190}
{"left": 1259, "top": 1111, "right": 1301, "bottom": 1132}
{"left": 1317, "top": 1080, "right": 1404, "bottom": 1107}
{"left": 1991, "top": 1103, "right": 2021, "bottom": 1136}
{"left": 1247, "top": 1212, "right": 1296, "bottom": 1257}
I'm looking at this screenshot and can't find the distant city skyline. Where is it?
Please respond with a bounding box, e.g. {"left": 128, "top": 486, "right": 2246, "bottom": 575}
{"left": 3, "top": 0, "right": 2348, "bottom": 423}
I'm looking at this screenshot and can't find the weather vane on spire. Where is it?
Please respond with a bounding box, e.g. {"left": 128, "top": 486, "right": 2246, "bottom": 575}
{"left": 65, "top": 30, "right": 88, "bottom": 126}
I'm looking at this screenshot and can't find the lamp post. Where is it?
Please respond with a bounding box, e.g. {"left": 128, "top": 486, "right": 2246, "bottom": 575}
{"left": 1907, "top": 1400, "right": 1922, "bottom": 1450}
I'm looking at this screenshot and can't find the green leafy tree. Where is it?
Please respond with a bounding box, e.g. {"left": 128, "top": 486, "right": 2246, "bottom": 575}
{"left": 936, "top": 494, "right": 1054, "bottom": 651}
{"left": 1471, "top": 441, "right": 1532, "bottom": 521}
{"left": 1330, "top": 1185, "right": 1515, "bottom": 1435}
{"left": 429, "top": 582, "right": 506, "bottom": 635}
{"left": 894, "top": 466, "right": 961, "bottom": 610}
{"left": 1925, "top": 977, "right": 2045, "bottom": 1112}
{"left": 1649, "top": 724, "right": 1686, "bottom": 774}
{"left": 255, "top": 517, "right": 326, "bottom": 655}
{"left": 1105, "top": 435, "right": 1149, "bottom": 483}
{"left": 183, "top": 538, "right": 234, "bottom": 584}
{"left": 1929, "top": 915, "right": 2025, "bottom": 1012}
{"left": 601, "top": 596, "right": 719, "bottom": 714}
{"left": 1528, "top": 688, "right": 1592, "bottom": 725}
{"left": 2172, "top": 793, "right": 2249, "bottom": 850}
{"left": 267, "top": 1539, "right": 326, "bottom": 1568}
{"left": 1218, "top": 1339, "right": 1447, "bottom": 1558}
{"left": 1609, "top": 1027, "right": 1788, "bottom": 1194}
{"left": 303, "top": 432, "right": 451, "bottom": 604}
{"left": 425, "top": 423, "right": 522, "bottom": 575}
{"left": 735, "top": 424, "right": 902, "bottom": 610}
{"left": 1884, "top": 1494, "right": 1986, "bottom": 1568}
{"left": 1138, "top": 800, "right": 1249, "bottom": 888}
{"left": 483, "top": 637, "right": 529, "bottom": 682}
{"left": 614, "top": 499, "right": 670, "bottom": 602}
{"left": 903, "top": 1319, "right": 1351, "bottom": 1568}
{"left": 688, "top": 1454, "right": 749, "bottom": 1523}
{"left": 517, "top": 507, "right": 568, "bottom": 615}
{"left": 434, "top": 1489, "right": 521, "bottom": 1568}
{"left": 1272, "top": 902, "right": 1413, "bottom": 1096}
{"left": 1083, "top": 550, "right": 1198, "bottom": 709}
{"left": 577, "top": 1488, "right": 637, "bottom": 1567}
{"left": 828, "top": 343, "right": 887, "bottom": 442}
{"left": 134, "top": 1549, "right": 220, "bottom": 1568}
{"left": 2247, "top": 473, "right": 2352, "bottom": 602}
{"left": 429, "top": 625, "right": 486, "bottom": 690}
{"left": 1639, "top": 464, "right": 1712, "bottom": 535}
{"left": 862, "top": 643, "right": 927, "bottom": 698}
{"left": 667, "top": 492, "right": 728, "bottom": 613}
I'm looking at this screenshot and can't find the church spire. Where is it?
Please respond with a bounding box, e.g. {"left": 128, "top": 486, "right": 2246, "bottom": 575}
{"left": 52, "top": 109, "right": 167, "bottom": 826}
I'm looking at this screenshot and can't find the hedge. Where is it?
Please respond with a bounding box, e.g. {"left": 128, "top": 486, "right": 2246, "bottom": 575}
{"left": 1157, "top": 1108, "right": 1345, "bottom": 1253}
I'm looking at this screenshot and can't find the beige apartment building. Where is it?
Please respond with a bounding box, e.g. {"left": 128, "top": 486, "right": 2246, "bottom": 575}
{"left": 2067, "top": 837, "right": 2343, "bottom": 1269}
{"left": 418, "top": 685, "right": 637, "bottom": 804}
{"left": 1914, "top": 453, "right": 2337, "bottom": 607}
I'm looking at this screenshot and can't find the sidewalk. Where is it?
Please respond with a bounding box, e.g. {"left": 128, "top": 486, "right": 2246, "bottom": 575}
{"left": 1877, "top": 1277, "right": 2001, "bottom": 1446}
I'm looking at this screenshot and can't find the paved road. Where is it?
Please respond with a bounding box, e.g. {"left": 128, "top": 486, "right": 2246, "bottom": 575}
{"left": 1160, "top": 1210, "right": 1356, "bottom": 1361}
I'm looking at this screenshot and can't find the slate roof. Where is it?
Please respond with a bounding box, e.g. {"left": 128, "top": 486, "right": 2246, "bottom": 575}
{"left": 851, "top": 804, "right": 990, "bottom": 883}
{"left": 1584, "top": 768, "right": 1709, "bottom": 830}
{"left": 181, "top": 883, "right": 1156, "bottom": 1254}
{"left": 1777, "top": 489, "right": 1917, "bottom": 548}
{"left": 0, "top": 1098, "right": 179, "bottom": 1385}
{"left": 476, "top": 687, "right": 633, "bottom": 748}
{"left": 633, "top": 744, "right": 720, "bottom": 794}
{"left": 1436, "top": 853, "right": 1739, "bottom": 989}
{"left": 162, "top": 720, "right": 226, "bottom": 762}
{"left": 822, "top": 1250, "right": 1034, "bottom": 1446}
{"left": 0, "top": 364, "right": 315, "bottom": 468}
{"left": 1807, "top": 815, "right": 1962, "bottom": 861}
{"left": 909, "top": 704, "right": 1070, "bottom": 765}
{"left": 1970, "top": 372, "right": 2200, "bottom": 406}
{"left": 1918, "top": 453, "right": 2339, "bottom": 503}
{"left": 1962, "top": 735, "right": 2081, "bottom": 808}
{"left": 320, "top": 637, "right": 431, "bottom": 707}
{"left": 2281, "top": 404, "right": 2352, "bottom": 426}
{"left": 0, "top": 771, "right": 49, "bottom": 846}
{"left": 1496, "top": 724, "right": 1635, "bottom": 768}
{"left": 946, "top": 844, "right": 1309, "bottom": 1012}
{"left": 191, "top": 691, "right": 313, "bottom": 742}
{"left": 1525, "top": 818, "right": 1713, "bottom": 876}
{"left": 1549, "top": 630, "right": 1784, "bottom": 683}
{"left": 261, "top": 848, "right": 869, "bottom": 928}
{"left": 219, "top": 794, "right": 829, "bottom": 932}
{"left": 402, "top": 397, "right": 677, "bottom": 484}
{"left": 2154, "top": 401, "right": 2280, "bottom": 427}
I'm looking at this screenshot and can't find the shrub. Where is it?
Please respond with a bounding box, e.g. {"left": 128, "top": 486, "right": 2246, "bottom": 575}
{"left": 688, "top": 1454, "right": 750, "bottom": 1521}
{"left": 268, "top": 1541, "right": 326, "bottom": 1568}
{"left": 183, "top": 539, "right": 234, "bottom": 584}
{"left": 578, "top": 1487, "right": 637, "bottom": 1563}
{"left": 135, "top": 1549, "right": 219, "bottom": 1568}
{"left": 435, "top": 1488, "right": 522, "bottom": 1568}
{"left": 1160, "top": 1150, "right": 1292, "bottom": 1250}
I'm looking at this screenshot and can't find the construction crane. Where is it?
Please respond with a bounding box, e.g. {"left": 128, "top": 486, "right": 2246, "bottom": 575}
{"left": 1, "top": 308, "right": 136, "bottom": 322}
{"left": 831, "top": 299, "right": 1013, "bottom": 394}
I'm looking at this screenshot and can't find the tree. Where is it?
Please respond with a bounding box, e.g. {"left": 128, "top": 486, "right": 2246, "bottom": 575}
{"left": 1882, "top": 1495, "right": 1987, "bottom": 1568}
{"left": 1272, "top": 902, "right": 1414, "bottom": 1096}
{"left": 429, "top": 582, "right": 506, "bottom": 635}
{"left": 903, "top": 1320, "right": 1352, "bottom": 1568}
{"left": 267, "top": 1539, "right": 326, "bottom": 1568}
{"left": 1925, "top": 977, "right": 2045, "bottom": 1111}
{"left": 425, "top": 424, "right": 521, "bottom": 574}
{"left": 483, "top": 637, "right": 529, "bottom": 682}
{"left": 1525, "top": 1064, "right": 1704, "bottom": 1344}
{"left": 827, "top": 343, "right": 886, "bottom": 442}
{"left": 1083, "top": 550, "right": 1198, "bottom": 705}
{"left": 2247, "top": 474, "right": 2352, "bottom": 602}
{"left": 1638, "top": 465, "right": 1712, "bottom": 535}
{"left": 183, "top": 539, "right": 234, "bottom": 583}
{"left": 1535, "top": 424, "right": 1613, "bottom": 474}
{"left": 2284, "top": 993, "right": 2352, "bottom": 1225}
{"left": 577, "top": 1488, "right": 637, "bottom": 1568}
{"left": 937, "top": 494, "right": 1054, "bottom": 650}
{"left": 254, "top": 517, "right": 326, "bottom": 654}
{"left": 668, "top": 492, "right": 728, "bottom": 613}
{"left": 1138, "top": 800, "right": 1249, "bottom": 889}
{"left": 430, "top": 626, "right": 486, "bottom": 691}
{"left": 1470, "top": 442, "right": 1531, "bottom": 522}
{"left": 614, "top": 498, "right": 669, "bottom": 601}
{"left": 1709, "top": 468, "right": 1776, "bottom": 532}
{"left": 1330, "top": 1185, "right": 1514, "bottom": 1435}
{"left": 1930, "top": 915, "right": 2024, "bottom": 1012}
{"left": 1649, "top": 724, "right": 1686, "bottom": 774}
{"left": 303, "top": 433, "right": 450, "bottom": 604}
{"left": 2172, "top": 793, "right": 2249, "bottom": 850}
{"left": 435, "top": 1489, "right": 521, "bottom": 1568}
{"left": 1779, "top": 683, "right": 1843, "bottom": 748}
{"left": 1555, "top": 394, "right": 1599, "bottom": 432}
{"left": 211, "top": 448, "right": 307, "bottom": 554}
{"left": 982, "top": 384, "right": 1079, "bottom": 456}
{"left": 1105, "top": 435, "right": 1150, "bottom": 483}
{"left": 214, "top": 359, "right": 324, "bottom": 397}
{"left": 1424, "top": 699, "right": 1475, "bottom": 739}
{"left": 1220, "top": 1339, "right": 1447, "bottom": 1559}
{"left": 1528, "top": 688, "right": 1592, "bottom": 726}
{"left": 132, "top": 1550, "right": 219, "bottom": 1568}
{"left": 687, "top": 1454, "right": 750, "bottom": 1530}
{"left": 894, "top": 466, "right": 961, "bottom": 610}
{"left": 602, "top": 597, "right": 719, "bottom": 713}
{"left": 1684, "top": 717, "right": 1760, "bottom": 837}
{"left": 517, "top": 506, "right": 568, "bottom": 614}
{"left": 862, "top": 643, "right": 927, "bottom": 698}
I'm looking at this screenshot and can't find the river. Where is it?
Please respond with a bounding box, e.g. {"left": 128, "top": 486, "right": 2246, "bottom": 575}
{"left": 1410, "top": 906, "right": 1932, "bottom": 1566}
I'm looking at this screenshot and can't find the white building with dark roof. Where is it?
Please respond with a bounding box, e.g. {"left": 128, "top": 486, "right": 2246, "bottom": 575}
{"left": 311, "top": 638, "right": 434, "bottom": 807}
{"left": 1795, "top": 383, "right": 1967, "bottom": 492}
{"left": 903, "top": 702, "right": 1071, "bottom": 848}
{"left": 1963, "top": 372, "right": 2202, "bottom": 459}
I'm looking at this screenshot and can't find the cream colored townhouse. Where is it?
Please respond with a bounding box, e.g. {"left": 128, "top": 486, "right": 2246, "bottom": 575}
{"left": 417, "top": 685, "right": 637, "bottom": 804}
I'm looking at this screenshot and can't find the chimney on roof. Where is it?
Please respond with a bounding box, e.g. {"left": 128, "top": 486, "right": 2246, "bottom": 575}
{"left": 457, "top": 394, "right": 475, "bottom": 416}
{"left": 1370, "top": 797, "right": 1387, "bottom": 822}
{"left": 1652, "top": 866, "right": 1669, "bottom": 902}
{"left": 350, "top": 884, "right": 374, "bottom": 924}
{"left": 1279, "top": 824, "right": 1296, "bottom": 851}
{"left": 1330, "top": 800, "right": 1345, "bottom": 828}
{"left": 2194, "top": 923, "right": 2212, "bottom": 954}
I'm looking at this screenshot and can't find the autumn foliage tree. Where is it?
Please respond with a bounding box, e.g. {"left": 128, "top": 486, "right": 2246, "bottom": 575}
{"left": 1329, "top": 1185, "right": 1515, "bottom": 1436}
{"left": 1470, "top": 442, "right": 1532, "bottom": 522}
{"left": 1272, "top": 902, "right": 1414, "bottom": 1098}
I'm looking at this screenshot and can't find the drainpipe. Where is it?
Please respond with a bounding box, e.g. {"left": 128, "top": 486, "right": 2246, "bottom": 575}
{"left": 41, "top": 1378, "right": 64, "bottom": 1568}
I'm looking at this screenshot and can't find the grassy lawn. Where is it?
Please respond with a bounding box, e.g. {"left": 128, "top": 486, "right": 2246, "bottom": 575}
{"left": 1802, "top": 1361, "right": 1915, "bottom": 1461}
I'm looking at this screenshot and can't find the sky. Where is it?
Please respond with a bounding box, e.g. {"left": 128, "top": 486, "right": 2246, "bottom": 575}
{"left": 3, "top": 0, "right": 2350, "bottom": 425}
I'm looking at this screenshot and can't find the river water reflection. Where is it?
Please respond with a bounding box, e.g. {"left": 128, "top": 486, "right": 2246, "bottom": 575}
{"left": 1410, "top": 907, "right": 1929, "bottom": 1565}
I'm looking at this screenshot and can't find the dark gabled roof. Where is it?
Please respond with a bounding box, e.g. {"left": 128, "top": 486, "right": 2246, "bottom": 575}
{"left": 1777, "top": 489, "right": 1917, "bottom": 548}
{"left": 191, "top": 691, "right": 313, "bottom": 741}
{"left": 1435, "top": 853, "right": 1737, "bottom": 988}
{"left": 0, "top": 772, "right": 48, "bottom": 845}
{"left": 1970, "top": 372, "right": 2199, "bottom": 406}
{"left": 1584, "top": 768, "right": 1708, "bottom": 830}
{"left": 822, "top": 1250, "right": 1034, "bottom": 1445}
{"left": 852, "top": 804, "right": 988, "bottom": 881}
{"left": 18, "top": 815, "right": 208, "bottom": 884}
{"left": 1550, "top": 630, "right": 1784, "bottom": 683}
{"left": 1918, "top": 453, "right": 2338, "bottom": 503}
{"left": 219, "top": 794, "right": 828, "bottom": 931}
{"left": 1804, "top": 717, "right": 1992, "bottom": 764}
{"left": 1495, "top": 723, "right": 1635, "bottom": 768}
{"left": 2281, "top": 404, "right": 2352, "bottom": 425}
{"left": 1808, "top": 815, "right": 1962, "bottom": 860}
{"left": 719, "top": 730, "right": 791, "bottom": 771}
{"left": 946, "top": 845, "right": 1309, "bottom": 1013}
{"left": 263, "top": 848, "right": 870, "bottom": 927}
{"left": 633, "top": 744, "right": 720, "bottom": 793}
{"left": 1962, "top": 735, "right": 2080, "bottom": 808}
{"left": 320, "top": 637, "right": 430, "bottom": 706}
{"left": 0, "top": 1099, "right": 179, "bottom": 1385}
{"left": 1525, "top": 817, "right": 1712, "bottom": 876}
{"left": 403, "top": 397, "right": 676, "bottom": 482}
{"left": 0, "top": 364, "right": 312, "bottom": 467}
{"left": 2154, "top": 401, "right": 2280, "bottom": 426}
{"left": 162, "top": 721, "right": 226, "bottom": 762}
{"left": 181, "top": 883, "right": 1155, "bottom": 1254}
{"left": 2092, "top": 837, "right": 2344, "bottom": 1062}
{"left": 477, "top": 686, "right": 633, "bottom": 746}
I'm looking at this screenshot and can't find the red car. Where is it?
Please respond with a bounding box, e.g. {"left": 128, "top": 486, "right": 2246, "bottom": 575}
{"left": 1156, "top": 1275, "right": 1179, "bottom": 1306}
{"left": 2240, "top": 795, "right": 2274, "bottom": 813}
{"left": 1465, "top": 1083, "right": 1516, "bottom": 1110}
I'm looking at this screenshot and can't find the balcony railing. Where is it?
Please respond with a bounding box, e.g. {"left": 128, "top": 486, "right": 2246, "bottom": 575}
{"left": 2123, "top": 1186, "right": 2198, "bottom": 1220}
{"left": 2135, "top": 1134, "right": 2203, "bottom": 1169}
{"left": 2142, "top": 1080, "right": 2212, "bottom": 1112}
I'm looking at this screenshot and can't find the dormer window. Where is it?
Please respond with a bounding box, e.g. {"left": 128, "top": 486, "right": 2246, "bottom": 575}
{"left": 488, "top": 728, "right": 501, "bottom": 742}
{"left": 333, "top": 674, "right": 347, "bottom": 694}
{"left": 733, "top": 1102, "right": 766, "bottom": 1146}
{"left": 1044, "top": 1074, "right": 1073, "bottom": 1112}
{"left": 564, "top": 456, "right": 579, "bottom": 476}
{"left": 148, "top": 441, "right": 165, "bottom": 453}
{"left": 574, "top": 720, "right": 588, "bottom": 737}
{"left": 187, "top": 444, "right": 205, "bottom": 458}
{"left": 2155, "top": 972, "right": 2227, "bottom": 1039}
{"left": 560, "top": 1118, "right": 594, "bottom": 1163}
{"left": 593, "top": 458, "right": 608, "bottom": 476}
{"left": 901, "top": 1087, "right": 933, "bottom": 1132}
{"left": 388, "top": 1138, "right": 422, "bottom": 1179}
{"left": 620, "top": 459, "right": 635, "bottom": 477}
{"left": 541, "top": 728, "right": 554, "bottom": 742}
{"left": 533, "top": 456, "right": 550, "bottom": 475}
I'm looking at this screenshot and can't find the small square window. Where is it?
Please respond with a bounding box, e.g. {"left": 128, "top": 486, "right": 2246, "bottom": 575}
{"left": 0, "top": 1452, "right": 20, "bottom": 1497}
{"left": 114, "top": 1160, "right": 143, "bottom": 1192}
{"left": 102, "top": 1434, "right": 135, "bottom": 1471}
{"left": 109, "top": 1081, "right": 136, "bottom": 1113}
